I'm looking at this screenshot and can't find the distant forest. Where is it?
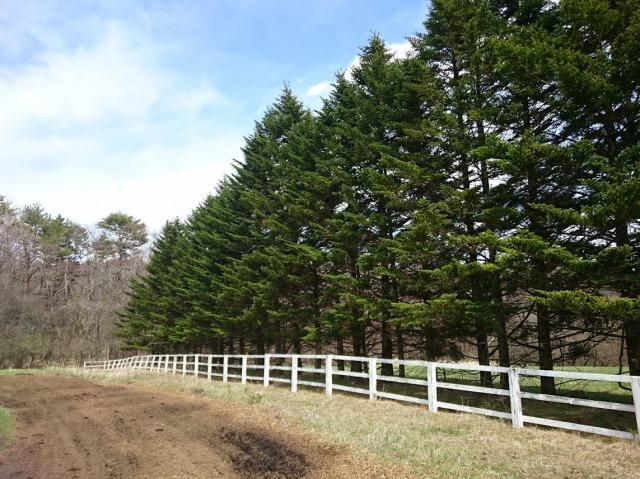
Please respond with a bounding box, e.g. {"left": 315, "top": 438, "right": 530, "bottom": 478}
{"left": 0, "top": 201, "right": 147, "bottom": 368}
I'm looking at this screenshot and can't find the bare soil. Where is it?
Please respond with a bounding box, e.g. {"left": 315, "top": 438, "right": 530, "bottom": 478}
{"left": 0, "top": 375, "right": 398, "bottom": 479}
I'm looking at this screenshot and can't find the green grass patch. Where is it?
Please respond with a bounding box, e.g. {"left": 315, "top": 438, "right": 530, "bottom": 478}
{"left": 0, "top": 407, "right": 15, "bottom": 449}
{"left": 0, "top": 369, "right": 35, "bottom": 377}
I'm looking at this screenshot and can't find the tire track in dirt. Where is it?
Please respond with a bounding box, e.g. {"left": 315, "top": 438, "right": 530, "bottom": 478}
{"left": 0, "top": 375, "right": 397, "bottom": 479}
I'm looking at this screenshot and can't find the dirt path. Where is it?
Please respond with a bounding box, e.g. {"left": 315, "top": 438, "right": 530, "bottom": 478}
{"left": 0, "top": 375, "right": 395, "bottom": 479}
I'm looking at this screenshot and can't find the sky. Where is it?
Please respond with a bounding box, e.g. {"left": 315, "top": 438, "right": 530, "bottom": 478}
{"left": 0, "top": 0, "right": 429, "bottom": 232}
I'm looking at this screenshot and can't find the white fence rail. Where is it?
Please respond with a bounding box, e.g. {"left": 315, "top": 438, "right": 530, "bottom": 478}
{"left": 84, "top": 353, "right": 640, "bottom": 441}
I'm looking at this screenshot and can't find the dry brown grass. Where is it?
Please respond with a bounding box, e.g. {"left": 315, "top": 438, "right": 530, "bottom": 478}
{"left": 14, "top": 368, "right": 640, "bottom": 478}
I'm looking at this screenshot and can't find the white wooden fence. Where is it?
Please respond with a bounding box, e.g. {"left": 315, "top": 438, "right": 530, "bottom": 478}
{"left": 84, "top": 353, "right": 640, "bottom": 441}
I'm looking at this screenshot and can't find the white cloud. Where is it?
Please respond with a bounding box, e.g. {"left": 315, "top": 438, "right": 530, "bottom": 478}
{"left": 345, "top": 40, "right": 414, "bottom": 80}
{"left": 0, "top": 24, "right": 157, "bottom": 133}
{"left": 2, "top": 136, "right": 241, "bottom": 232}
{"left": 305, "top": 80, "right": 332, "bottom": 98}
{"left": 388, "top": 40, "right": 414, "bottom": 59}
{"left": 302, "top": 40, "right": 415, "bottom": 107}
{"left": 0, "top": 18, "right": 237, "bottom": 232}
{"left": 0, "top": 21, "right": 225, "bottom": 136}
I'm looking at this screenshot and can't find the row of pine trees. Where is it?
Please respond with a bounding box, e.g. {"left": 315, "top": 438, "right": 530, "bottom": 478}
{"left": 119, "top": 0, "right": 640, "bottom": 392}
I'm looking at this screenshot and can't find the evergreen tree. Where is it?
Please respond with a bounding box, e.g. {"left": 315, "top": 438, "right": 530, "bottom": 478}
{"left": 118, "top": 219, "right": 186, "bottom": 351}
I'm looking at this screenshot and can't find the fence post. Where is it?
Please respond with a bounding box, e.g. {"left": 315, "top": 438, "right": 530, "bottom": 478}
{"left": 207, "top": 355, "right": 212, "bottom": 381}
{"left": 263, "top": 354, "right": 270, "bottom": 387}
{"left": 631, "top": 376, "right": 640, "bottom": 441}
{"left": 325, "top": 355, "right": 333, "bottom": 396}
{"left": 291, "top": 354, "right": 298, "bottom": 393}
{"left": 164, "top": 355, "right": 169, "bottom": 373}
{"left": 194, "top": 354, "right": 200, "bottom": 378}
{"left": 241, "top": 356, "right": 248, "bottom": 384}
{"left": 368, "top": 358, "right": 377, "bottom": 401}
{"left": 427, "top": 362, "right": 438, "bottom": 413}
{"left": 172, "top": 355, "right": 177, "bottom": 375}
{"left": 182, "top": 354, "right": 187, "bottom": 376}
{"left": 509, "top": 368, "right": 523, "bottom": 428}
{"left": 223, "top": 355, "right": 229, "bottom": 383}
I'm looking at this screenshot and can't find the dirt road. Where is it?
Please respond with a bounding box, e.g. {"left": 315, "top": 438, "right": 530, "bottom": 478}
{"left": 0, "top": 375, "right": 395, "bottom": 479}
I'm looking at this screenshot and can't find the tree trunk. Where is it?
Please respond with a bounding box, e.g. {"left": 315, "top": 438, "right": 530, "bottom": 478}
{"left": 337, "top": 337, "right": 345, "bottom": 371}
{"left": 314, "top": 320, "right": 323, "bottom": 369}
{"left": 537, "top": 304, "right": 556, "bottom": 394}
{"left": 351, "top": 321, "right": 365, "bottom": 373}
{"left": 625, "top": 320, "right": 640, "bottom": 376}
{"left": 424, "top": 325, "right": 438, "bottom": 361}
{"left": 313, "top": 268, "right": 323, "bottom": 369}
{"left": 490, "top": 260, "right": 510, "bottom": 389}
{"left": 615, "top": 221, "right": 640, "bottom": 376}
{"left": 256, "top": 340, "right": 265, "bottom": 366}
{"left": 381, "top": 319, "right": 394, "bottom": 376}
{"left": 476, "top": 327, "right": 492, "bottom": 387}
{"left": 497, "top": 310, "right": 511, "bottom": 390}
{"left": 395, "top": 325, "right": 405, "bottom": 377}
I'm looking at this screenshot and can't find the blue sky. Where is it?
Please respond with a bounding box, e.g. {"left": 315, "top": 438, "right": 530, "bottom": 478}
{"left": 0, "top": 0, "right": 428, "bottom": 231}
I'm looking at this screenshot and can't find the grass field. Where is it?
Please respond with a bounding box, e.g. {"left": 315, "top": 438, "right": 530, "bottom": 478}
{"left": 0, "top": 406, "right": 14, "bottom": 449}
{"left": 259, "top": 361, "right": 637, "bottom": 432}
{"left": 2, "top": 367, "right": 639, "bottom": 478}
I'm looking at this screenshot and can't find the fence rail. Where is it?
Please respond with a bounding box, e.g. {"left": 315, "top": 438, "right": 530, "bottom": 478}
{"left": 84, "top": 353, "right": 640, "bottom": 441}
